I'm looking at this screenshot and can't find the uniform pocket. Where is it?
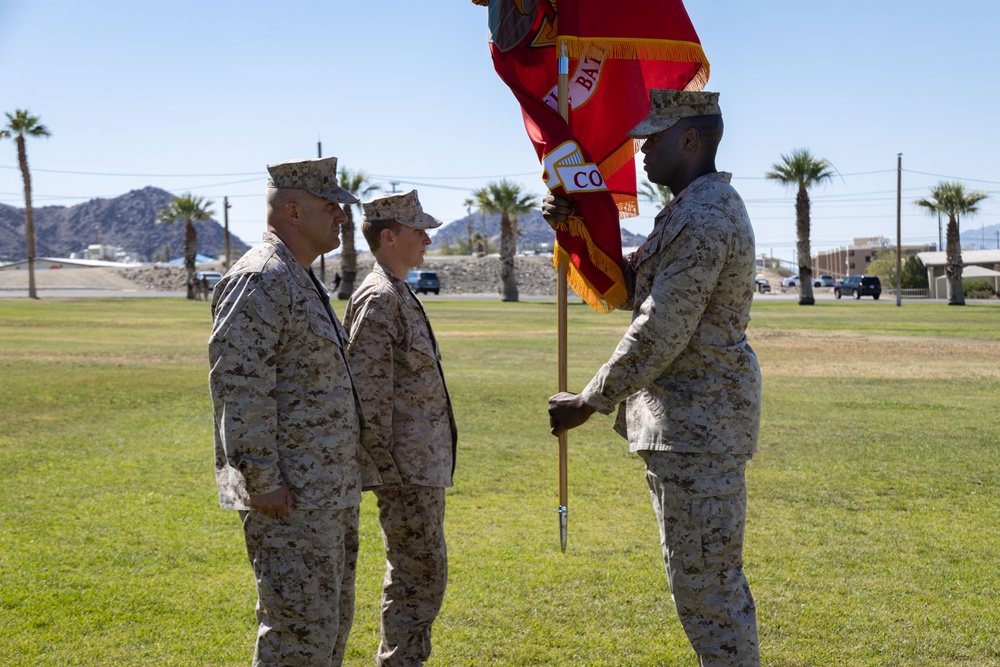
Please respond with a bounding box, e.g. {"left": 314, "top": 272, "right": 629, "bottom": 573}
{"left": 244, "top": 513, "right": 326, "bottom": 623}
{"left": 376, "top": 486, "right": 435, "bottom": 553}
{"left": 308, "top": 318, "right": 342, "bottom": 346}
{"left": 685, "top": 492, "right": 746, "bottom": 574}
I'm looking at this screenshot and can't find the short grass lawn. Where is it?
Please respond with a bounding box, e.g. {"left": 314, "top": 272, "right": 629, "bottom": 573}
{"left": 0, "top": 297, "right": 997, "bottom": 666}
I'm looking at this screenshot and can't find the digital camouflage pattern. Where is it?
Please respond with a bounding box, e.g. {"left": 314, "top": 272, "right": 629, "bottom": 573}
{"left": 581, "top": 171, "right": 761, "bottom": 667}
{"left": 581, "top": 172, "right": 762, "bottom": 459}
{"left": 373, "top": 485, "right": 448, "bottom": 667}
{"left": 343, "top": 263, "right": 456, "bottom": 487}
{"left": 266, "top": 156, "right": 359, "bottom": 204}
{"left": 343, "top": 262, "right": 455, "bottom": 666}
{"left": 210, "top": 232, "right": 372, "bottom": 509}
{"left": 363, "top": 190, "right": 443, "bottom": 230}
{"left": 210, "top": 231, "right": 386, "bottom": 667}
{"left": 241, "top": 507, "right": 360, "bottom": 667}
{"left": 627, "top": 89, "right": 722, "bottom": 139}
{"left": 641, "top": 451, "right": 758, "bottom": 666}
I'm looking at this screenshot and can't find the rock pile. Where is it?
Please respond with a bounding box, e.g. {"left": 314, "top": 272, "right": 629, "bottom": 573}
{"left": 118, "top": 265, "right": 189, "bottom": 291}
{"left": 326, "top": 255, "right": 559, "bottom": 296}
{"left": 116, "top": 255, "right": 562, "bottom": 296}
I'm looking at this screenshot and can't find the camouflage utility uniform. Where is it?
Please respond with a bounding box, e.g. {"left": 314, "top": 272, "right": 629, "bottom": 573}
{"left": 581, "top": 172, "right": 762, "bottom": 667}
{"left": 344, "top": 262, "right": 457, "bottom": 667}
{"left": 210, "top": 232, "right": 398, "bottom": 667}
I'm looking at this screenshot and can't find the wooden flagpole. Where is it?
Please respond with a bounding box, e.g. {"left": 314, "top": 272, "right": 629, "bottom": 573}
{"left": 557, "top": 43, "right": 570, "bottom": 553}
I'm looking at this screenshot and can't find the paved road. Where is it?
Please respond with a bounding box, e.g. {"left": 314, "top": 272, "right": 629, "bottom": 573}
{"left": 0, "top": 288, "right": 187, "bottom": 298}
{"left": 0, "top": 286, "right": 968, "bottom": 305}
{"left": 754, "top": 288, "right": 956, "bottom": 304}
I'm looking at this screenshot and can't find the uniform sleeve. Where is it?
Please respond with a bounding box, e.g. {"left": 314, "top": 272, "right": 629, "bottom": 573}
{"left": 581, "top": 210, "right": 731, "bottom": 414}
{"left": 619, "top": 251, "right": 638, "bottom": 312}
{"left": 209, "top": 273, "right": 286, "bottom": 496}
{"left": 345, "top": 288, "right": 403, "bottom": 448}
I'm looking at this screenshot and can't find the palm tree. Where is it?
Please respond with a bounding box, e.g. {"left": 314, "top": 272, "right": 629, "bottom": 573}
{"left": 638, "top": 179, "right": 673, "bottom": 210}
{"left": 336, "top": 168, "right": 380, "bottom": 299}
{"left": 157, "top": 193, "right": 215, "bottom": 300}
{"left": 765, "top": 149, "right": 836, "bottom": 306}
{"left": 915, "top": 181, "right": 988, "bottom": 305}
{"left": 1, "top": 109, "right": 51, "bottom": 299}
{"left": 473, "top": 179, "right": 538, "bottom": 301}
{"left": 463, "top": 197, "right": 477, "bottom": 255}
{"left": 471, "top": 231, "right": 486, "bottom": 255}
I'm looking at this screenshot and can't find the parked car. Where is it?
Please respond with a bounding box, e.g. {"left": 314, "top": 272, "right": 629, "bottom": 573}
{"left": 781, "top": 275, "right": 799, "bottom": 287}
{"left": 195, "top": 271, "right": 223, "bottom": 291}
{"left": 814, "top": 275, "right": 836, "bottom": 287}
{"left": 755, "top": 278, "right": 771, "bottom": 294}
{"left": 834, "top": 275, "right": 882, "bottom": 300}
{"left": 406, "top": 270, "right": 440, "bottom": 295}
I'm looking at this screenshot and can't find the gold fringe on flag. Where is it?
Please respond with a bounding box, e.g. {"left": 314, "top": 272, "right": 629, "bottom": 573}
{"left": 612, "top": 193, "right": 639, "bottom": 218}
{"left": 559, "top": 37, "right": 710, "bottom": 91}
{"left": 553, "top": 214, "right": 629, "bottom": 313}
{"left": 555, "top": 244, "right": 628, "bottom": 314}
{"left": 599, "top": 140, "right": 638, "bottom": 186}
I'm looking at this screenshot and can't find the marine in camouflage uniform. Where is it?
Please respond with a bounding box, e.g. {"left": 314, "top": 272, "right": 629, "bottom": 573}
{"left": 210, "top": 157, "right": 399, "bottom": 667}
{"left": 343, "top": 190, "right": 457, "bottom": 667}
{"left": 547, "top": 91, "right": 761, "bottom": 667}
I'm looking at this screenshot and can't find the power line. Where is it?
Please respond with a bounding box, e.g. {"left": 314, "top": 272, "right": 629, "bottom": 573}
{"left": 6, "top": 162, "right": 999, "bottom": 188}
{"left": 172, "top": 177, "right": 261, "bottom": 191}
{"left": 1, "top": 163, "right": 542, "bottom": 182}
{"left": 370, "top": 171, "right": 539, "bottom": 181}
{"left": 902, "top": 169, "right": 1000, "bottom": 185}
{"left": 377, "top": 179, "right": 485, "bottom": 193}
{"left": 734, "top": 168, "right": 897, "bottom": 181}
{"left": 0, "top": 165, "right": 261, "bottom": 178}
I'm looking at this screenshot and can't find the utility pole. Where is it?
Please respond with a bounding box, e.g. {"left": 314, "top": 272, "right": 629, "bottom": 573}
{"left": 317, "top": 139, "right": 326, "bottom": 282}
{"left": 994, "top": 229, "right": 999, "bottom": 250}
{"left": 938, "top": 211, "right": 942, "bottom": 251}
{"left": 390, "top": 181, "right": 400, "bottom": 194}
{"left": 223, "top": 196, "right": 232, "bottom": 269}
{"left": 466, "top": 202, "right": 473, "bottom": 256}
{"left": 895, "top": 153, "right": 902, "bottom": 307}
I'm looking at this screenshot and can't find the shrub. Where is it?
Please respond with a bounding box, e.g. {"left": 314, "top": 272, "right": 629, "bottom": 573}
{"left": 962, "top": 279, "right": 996, "bottom": 298}
{"left": 901, "top": 255, "right": 929, "bottom": 289}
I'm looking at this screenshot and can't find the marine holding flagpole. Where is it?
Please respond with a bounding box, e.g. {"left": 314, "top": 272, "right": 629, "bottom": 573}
{"left": 545, "top": 90, "right": 762, "bottom": 667}
{"left": 479, "top": 0, "right": 713, "bottom": 553}
{"left": 481, "top": 3, "right": 760, "bottom": 662}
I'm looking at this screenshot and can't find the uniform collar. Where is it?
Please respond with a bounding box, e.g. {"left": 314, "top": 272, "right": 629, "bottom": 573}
{"left": 262, "top": 230, "right": 319, "bottom": 291}
{"left": 654, "top": 171, "right": 732, "bottom": 221}
{"left": 373, "top": 260, "right": 410, "bottom": 288}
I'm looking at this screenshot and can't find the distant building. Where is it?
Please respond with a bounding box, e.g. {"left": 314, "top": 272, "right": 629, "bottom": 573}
{"left": 812, "top": 237, "right": 936, "bottom": 279}
{"left": 167, "top": 254, "right": 215, "bottom": 265}
{"left": 0, "top": 257, "right": 142, "bottom": 271}
{"left": 87, "top": 244, "right": 122, "bottom": 262}
{"left": 915, "top": 249, "right": 1000, "bottom": 299}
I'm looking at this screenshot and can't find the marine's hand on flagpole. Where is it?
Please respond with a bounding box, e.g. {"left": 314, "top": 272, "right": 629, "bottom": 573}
{"left": 548, "top": 392, "right": 595, "bottom": 437}
{"left": 541, "top": 192, "right": 575, "bottom": 231}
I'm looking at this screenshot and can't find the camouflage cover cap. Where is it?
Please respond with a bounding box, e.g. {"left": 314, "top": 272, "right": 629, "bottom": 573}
{"left": 627, "top": 90, "right": 722, "bottom": 139}
{"left": 363, "top": 190, "right": 442, "bottom": 230}
{"left": 266, "top": 157, "right": 359, "bottom": 204}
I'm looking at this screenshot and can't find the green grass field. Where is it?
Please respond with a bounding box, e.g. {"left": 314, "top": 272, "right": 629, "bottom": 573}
{"left": 0, "top": 297, "right": 997, "bottom": 666}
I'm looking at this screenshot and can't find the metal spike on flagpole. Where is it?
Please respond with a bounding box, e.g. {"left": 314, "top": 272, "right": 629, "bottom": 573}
{"left": 557, "top": 42, "right": 570, "bottom": 554}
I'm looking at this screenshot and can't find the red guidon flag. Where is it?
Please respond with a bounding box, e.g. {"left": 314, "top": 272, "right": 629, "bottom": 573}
{"left": 485, "top": 0, "right": 709, "bottom": 312}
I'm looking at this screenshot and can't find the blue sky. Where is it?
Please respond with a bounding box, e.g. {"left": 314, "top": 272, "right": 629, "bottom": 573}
{"left": 2, "top": 0, "right": 998, "bottom": 261}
